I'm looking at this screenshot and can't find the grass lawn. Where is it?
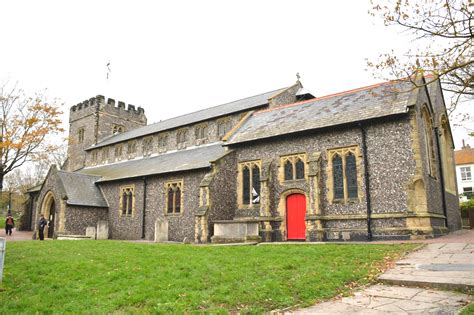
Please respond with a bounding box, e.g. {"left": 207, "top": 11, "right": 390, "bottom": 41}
{"left": 0, "top": 241, "right": 416, "bottom": 313}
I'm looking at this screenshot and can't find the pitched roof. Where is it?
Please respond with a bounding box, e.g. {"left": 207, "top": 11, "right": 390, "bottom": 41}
{"left": 87, "top": 87, "right": 287, "bottom": 150}
{"left": 56, "top": 171, "right": 108, "bottom": 207}
{"left": 455, "top": 147, "right": 474, "bottom": 165}
{"left": 79, "top": 143, "right": 227, "bottom": 182}
{"left": 226, "top": 80, "right": 417, "bottom": 145}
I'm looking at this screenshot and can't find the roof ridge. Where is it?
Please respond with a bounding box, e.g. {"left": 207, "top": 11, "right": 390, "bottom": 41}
{"left": 57, "top": 170, "right": 101, "bottom": 178}
{"left": 92, "top": 86, "right": 287, "bottom": 148}
{"left": 255, "top": 80, "right": 399, "bottom": 115}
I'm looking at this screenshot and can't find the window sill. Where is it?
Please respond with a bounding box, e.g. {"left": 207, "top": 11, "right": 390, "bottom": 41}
{"left": 165, "top": 213, "right": 183, "bottom": 217}
{"left": 332, "top": 198, "right": 359, "bottom": 204}
{"left": 120, "top": 214, "right": 133, "bottom": 218}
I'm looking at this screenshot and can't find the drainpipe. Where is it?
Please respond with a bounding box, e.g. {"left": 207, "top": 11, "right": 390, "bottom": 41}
{"left": 142, "top": 176, "right": 147, "bottom": 239}
{"left": 434, "top": 127, "right": 448, "bottom": 228}
{"left": 359, "top": 123, "right": 373, "bottom": 240}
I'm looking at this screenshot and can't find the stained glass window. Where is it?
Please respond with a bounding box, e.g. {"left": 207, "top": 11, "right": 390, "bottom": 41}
{"left": 175, "top": 187, "right": 181, "bottom": 213}
{"left": 127, "top": 191, "right": 133, "bottom": 215}
{"left": 167, "top": 187, "right": 174, "bottom": 213}
{"left": 333, "top": 155, "right": 344, "bottom": 199}
{"left": 295, "top": 159, "right": 305, "bottom": 179}
{"left": 122, "top": 191, "right": 128, "bottom": 215}
{"left": 252, "top": 165, "right": 260, "bottom": 204}
{"left": 242, "top": 166, "right": 250, "bottom": 205}
{"left": 346, "top": 153, "right": 358, "bottom": 198}
{"left": 284, "top": 160, "right": 293, "bottom": 180}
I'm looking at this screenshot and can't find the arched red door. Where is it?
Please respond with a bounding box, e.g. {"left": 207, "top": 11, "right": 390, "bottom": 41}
{"left": 286, "top": 194, "right": 306, "bottom": 240}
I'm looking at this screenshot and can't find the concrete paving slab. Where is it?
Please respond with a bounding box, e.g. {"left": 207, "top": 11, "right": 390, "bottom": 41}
{"left": 290, "top": 285, "right": 470, "bottom": 315}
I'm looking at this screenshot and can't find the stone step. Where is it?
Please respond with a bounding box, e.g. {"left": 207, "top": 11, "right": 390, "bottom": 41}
{"left": 378, "top": 272, "right": 474, "bottom": 291}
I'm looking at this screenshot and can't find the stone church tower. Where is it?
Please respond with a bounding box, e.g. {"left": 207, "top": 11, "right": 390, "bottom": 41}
{"left": 65, "top": 95, "right": 147, "bottom": 171}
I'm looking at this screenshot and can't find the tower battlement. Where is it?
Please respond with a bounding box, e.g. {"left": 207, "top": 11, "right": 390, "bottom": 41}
{"left": 70, "top": 95, "right": 145, "bottom": 117}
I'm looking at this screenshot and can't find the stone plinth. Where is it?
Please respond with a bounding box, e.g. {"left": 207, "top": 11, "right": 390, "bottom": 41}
{"left": 211, "top": 220, "right": 262, "bottom": 244}
{"left": 154, "top": 218, "right": 168, "bottom": 242}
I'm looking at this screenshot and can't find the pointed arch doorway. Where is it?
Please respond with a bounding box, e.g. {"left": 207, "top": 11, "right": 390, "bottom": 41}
{"left": 286, "top": 193, "right": 306, "bottom": 240}
{"left": 40, "top": 191, "right": 56, "bottom": 239}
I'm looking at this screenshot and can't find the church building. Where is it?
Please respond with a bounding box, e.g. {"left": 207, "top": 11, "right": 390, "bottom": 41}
{"left": 26, "top": 74, "right": 461, "bottom": 242}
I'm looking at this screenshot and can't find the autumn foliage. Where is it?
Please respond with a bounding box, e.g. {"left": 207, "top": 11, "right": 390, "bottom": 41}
{"left": 368, "top": 0, "right": 473, "bottom": 112}
{"left": 0, "top": 82, "right": 64, "bottom": 191}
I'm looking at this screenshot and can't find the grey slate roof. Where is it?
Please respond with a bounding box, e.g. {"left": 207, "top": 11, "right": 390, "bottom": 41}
{"left": 56, "top": 171, "right": 108, "bottom": 207}
{"left": 79, "top": 143, "right": 227, "bottom": 182}
{"left": 226, "top": 80, "right": 417, "bottom": 145}
{"left": 88, "top": 87, "right": 286, "bottom": 150}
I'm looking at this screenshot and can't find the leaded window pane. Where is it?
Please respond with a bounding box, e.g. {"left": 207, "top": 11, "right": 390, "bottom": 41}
{"left": 295, "top": 159, "right": 305, "bottom": 179}
{"left": 127, "top": 191, "right": 133, "bottom": 215}
{"left": 167, "top": 188, "right": 174, "bottom": 213}
{"left": 175, "top": 187, "right": 181, "bottom": 213}
{"left": 346, "top": 153, "right": 358, "bottom": 198}
{"left": 333, "top": 155, "right": 344, "bottom": 199}
{"left": 284, "top": 160, "right": 293, "bottom": 181}
{"left": 122, "top": 191, "right": 127, "bottom": 215}
{"left": 242, "top": 167, "right": 250, "bottom": 205}
{"left": 252, "top": 165, "right": 260, "bottom": 204}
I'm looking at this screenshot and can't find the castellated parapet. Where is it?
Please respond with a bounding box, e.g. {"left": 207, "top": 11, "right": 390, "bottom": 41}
{"left": 69, "top": 95, "right": 146, "bottom": 123}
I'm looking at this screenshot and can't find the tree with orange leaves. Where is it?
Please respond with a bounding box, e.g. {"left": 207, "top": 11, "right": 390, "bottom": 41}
{"left": 0, "top": 81, "right": 64, "bottom": 192}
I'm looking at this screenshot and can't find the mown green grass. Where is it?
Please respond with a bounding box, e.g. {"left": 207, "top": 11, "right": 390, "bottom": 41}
{"left": 0, "top": 241, "right": 415, "bottom": 313}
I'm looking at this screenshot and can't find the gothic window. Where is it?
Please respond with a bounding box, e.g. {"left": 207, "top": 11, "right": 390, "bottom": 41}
{"left": 295, "top": 158, "right": 305, "bottom": 179}
{"left": 421, "top": 107, "right": 436, "bottom": 177}
{"left": 439, "top": 116, "right": 456, "bottom": 193}
{"left": 284, "top": 160, "right": 293, "bottom": 180}
{"left": 114, "top": 144, "right": 123, "bottom": 160}
{"left": 167, "top": 187, "right": 174, "bottom": 213}
{"left": 195, "top": 124, "right": 208, "bottom": 141}
{"left": 158, "top": 134, "right": 168, "bottom": 152}
{"left": 327, "top": 146, "right": 361, "bottom": 203}
{"left": 239, "top": 160, "right": 261, "bottom": 206}
{"left": 217, "top": 118, "right": 231, "bottom": 138}
{"left": 281, "top": 154, "right": 306, "bottom": 181}
{"left": 345, "top": 153, "right": 358, "bottom": 199}
{"left": 165, "top": 181, "right": 183, "bottom": 214}
{"left": 102, "top": 147, "right": 109, "bottom": 162}
{"left": 333, "top": 155, "right": 344, "bottom": 199}
{"left": 177, "top": 129, "right": 188, "bottom": 149}
{"left": 120, "top": 186, "right": 134, "bottom": 216}
{"left": 78, "top": 128, "right": 85, "bottom": 143}
{"left": 142, "top": 137, "right": 153, "bottom": 157}
{"left": 91, "top": 150, "right": 98, "bottom": 164}
{"left": 252, "top": 165, "right": 261, "bottom": 204}
{"left": 242, "top": 166, "right": 250, "bottom": 205}
{"left": 127, "top": 140, "right": 136, "bottom": 156}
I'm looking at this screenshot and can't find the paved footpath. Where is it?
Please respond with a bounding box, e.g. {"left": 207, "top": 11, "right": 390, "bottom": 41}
{"left": 290, "top": 230, "right": 474, "bottom": 315}
{"left": 0, "top": 228, "right": 34, "bottom": 241}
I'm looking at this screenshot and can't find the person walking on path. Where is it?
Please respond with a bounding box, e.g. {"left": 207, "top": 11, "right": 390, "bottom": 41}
{"left": 5, "top": 214, "right": 15, "bottom": 236}
{"left": 38, "top": 214, "right": 47, "bottom": 241}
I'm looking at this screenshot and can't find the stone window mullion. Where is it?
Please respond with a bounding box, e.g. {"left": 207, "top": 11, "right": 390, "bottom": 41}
{"left": 342, "top": 153, "right": 348, "bottom": 202}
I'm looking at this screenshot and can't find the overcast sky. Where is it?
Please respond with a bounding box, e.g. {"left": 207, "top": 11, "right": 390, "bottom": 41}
{"left": 1, "top": 0, "right": 472, "bottom": 148}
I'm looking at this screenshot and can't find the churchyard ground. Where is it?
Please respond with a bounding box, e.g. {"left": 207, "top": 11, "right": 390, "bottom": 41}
{"left": 0, "top": 241, "right": 416, "bottom": 313}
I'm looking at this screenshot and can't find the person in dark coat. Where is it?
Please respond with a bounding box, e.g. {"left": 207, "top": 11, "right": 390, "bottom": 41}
{"left": 38, "top": 214, "right": 47, "bottom": 241}
{"left": 5, "top": 214, "right": 14, "bottom": 236}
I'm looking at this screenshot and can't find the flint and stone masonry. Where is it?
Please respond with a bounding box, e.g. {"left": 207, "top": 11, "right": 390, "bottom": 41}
{"left": 26, "top": 76, "right": 461, "bottom": 242}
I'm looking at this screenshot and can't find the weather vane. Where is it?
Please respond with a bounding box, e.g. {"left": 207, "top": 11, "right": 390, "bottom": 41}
{"left": 106, "top": 61, "right": 111, "bottom": 80}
